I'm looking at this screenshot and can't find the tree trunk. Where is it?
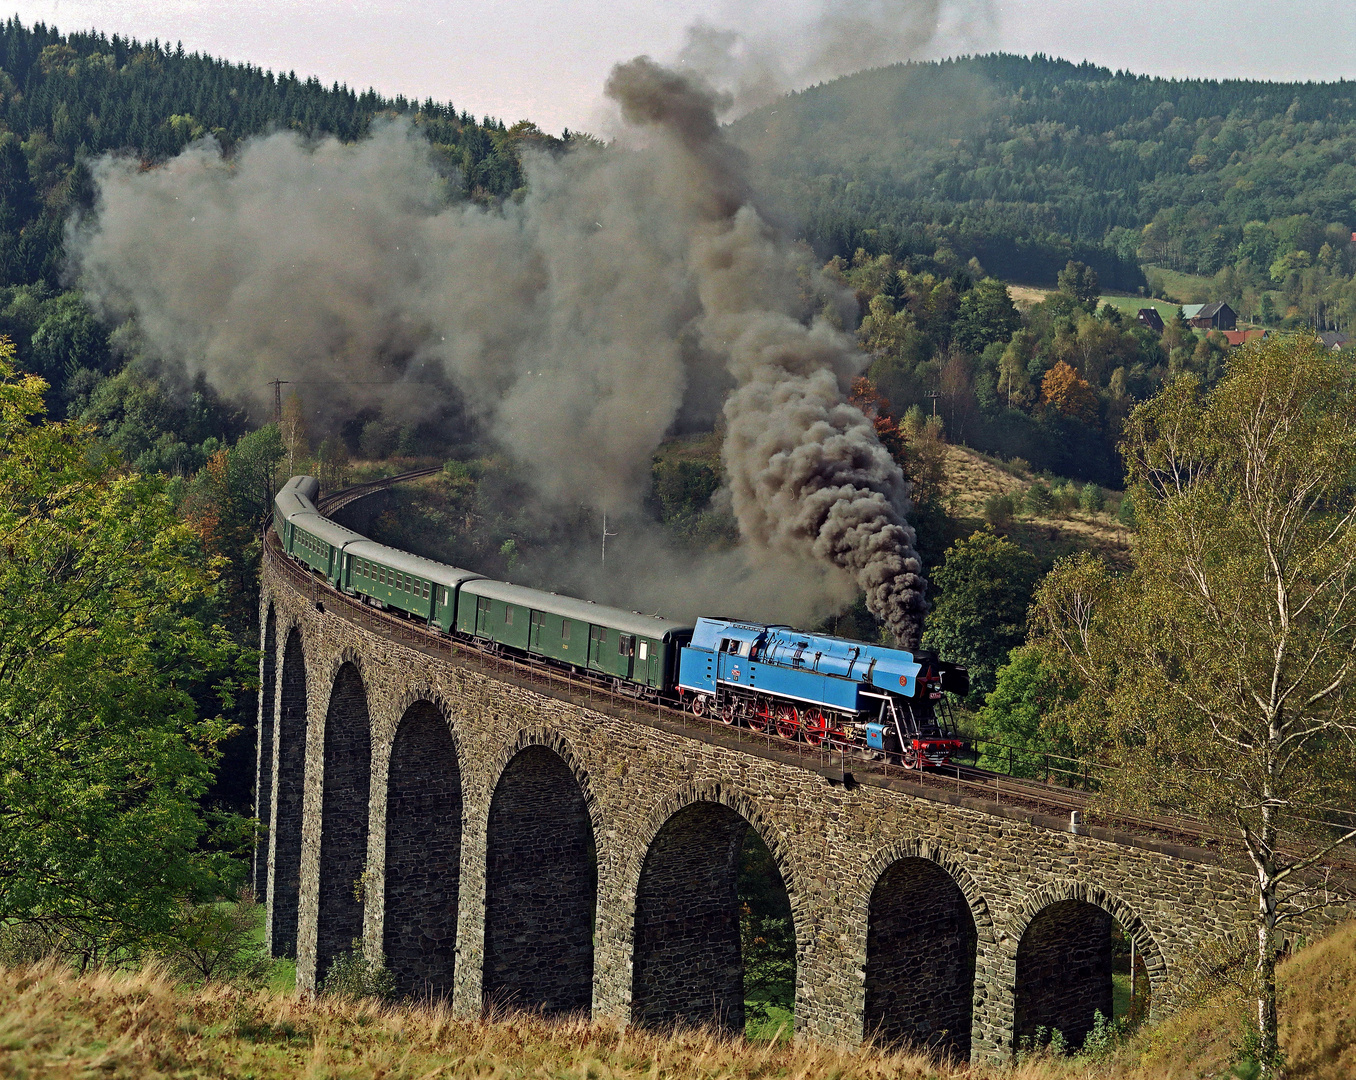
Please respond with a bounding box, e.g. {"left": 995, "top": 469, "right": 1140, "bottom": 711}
{"left": 1256, "top": 876, "right": 1279, "bottom": 1075}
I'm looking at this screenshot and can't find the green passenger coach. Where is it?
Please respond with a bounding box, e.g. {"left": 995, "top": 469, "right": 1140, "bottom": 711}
{"left": 287, "top": 512, "right": 364, "bottom": 586}
{"left": 344, "top": 539, "right": 483, "bottom": 630}
{"left": 457, "top": 579, "right": 691, "bottom": 690}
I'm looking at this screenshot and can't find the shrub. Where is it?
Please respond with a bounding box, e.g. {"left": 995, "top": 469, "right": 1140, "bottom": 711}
{"left": 982, "top": 491, "right": 1018, "bottom": 528}
{"left": 1051, "top": 480, "right": 1079, "bottom": 513}
{"left": 1078, "top": 1009, "right": 1127, "bottom": 1058}
{"left": 1024, "top": 480, "right": 1053, "bottom": 515}
{"left": 157, "top": 891, "right": 271, "bottom": 987}
{"left": 321, "top": 939, "right": 396, "bottom": 1001}
{"left": 1116, "top": 491, "right": 1137, "bottom": 526}
{"left": 359, "top": 420, "right": 399, "bottom": 460}
{"left": 1080, "top": 482, "right": 1105, "bottom": 512}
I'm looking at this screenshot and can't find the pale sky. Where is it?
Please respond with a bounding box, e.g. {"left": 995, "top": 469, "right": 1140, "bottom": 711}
{"left": 11, "top": 0, "right": 1356, "bottom": 134}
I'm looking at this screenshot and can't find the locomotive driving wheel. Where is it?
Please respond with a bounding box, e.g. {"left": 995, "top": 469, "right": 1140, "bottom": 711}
{"left": 801, "top": 708, "right": 829, "bottom": 746}
{"left": 720, "top": 699, "right": 740, "bottom": 725}
{"left": 748, "top": 699, "right": 771, "bottom": 732}
{"left": 774, "top": 704, "right": 800, "bottom": 740}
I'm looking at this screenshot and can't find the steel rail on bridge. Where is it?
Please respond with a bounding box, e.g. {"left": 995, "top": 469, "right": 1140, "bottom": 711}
{"left": 271, "top": 467, "right": 1353, "bottom": 870}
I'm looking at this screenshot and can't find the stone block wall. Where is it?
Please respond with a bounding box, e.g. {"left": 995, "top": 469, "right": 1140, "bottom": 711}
{"left": 484, "top": 745, "right": 596, "bottom": 1014}
{"left": 253, "top": 606, "right": 277, "bottom": 895}
{"left": 865, "top": 856, "right": 978, "bottom": 1058}
{"left": 315, "top": 661, "right": 372, "bottom": 985}
{"left": 257, "top": 557, "right": 1356, "bottom": 1061}
{"left": 265, "top": 627, "right": 307, "bottom": 958}
{"left": 383, "top": 700, "right": 463, "bottom": 1000}
{"left": 1015, "top": 899, "right": 1113, "bottom": 1049}
{"left": 631, "top": 802, "right": 748, "bottom": 1032}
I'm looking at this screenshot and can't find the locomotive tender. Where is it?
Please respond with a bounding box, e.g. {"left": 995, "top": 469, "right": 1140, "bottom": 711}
{"left": 274, "top": 475, "right": 968, "bottom": 767}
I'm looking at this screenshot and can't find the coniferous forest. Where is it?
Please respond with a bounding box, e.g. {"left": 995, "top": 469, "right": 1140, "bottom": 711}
{"left": 732, "top": 53, "right": 1356, "bottom": 306}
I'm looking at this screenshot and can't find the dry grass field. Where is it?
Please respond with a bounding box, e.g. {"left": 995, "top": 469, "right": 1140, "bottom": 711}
{"left": 2, "top": 920, "right": 1354, "bottom": 1079}
{"left": 940, "top": 443, "right": 1134, "bottom": 568}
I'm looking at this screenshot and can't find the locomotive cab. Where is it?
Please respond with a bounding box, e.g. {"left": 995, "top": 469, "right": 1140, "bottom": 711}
{"left": 865, "top": 651, "right": 968, "bottom": 768}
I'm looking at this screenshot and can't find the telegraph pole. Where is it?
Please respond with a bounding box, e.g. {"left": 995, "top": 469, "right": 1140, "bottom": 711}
{"left": 269, "top": 379, "right": 291, "bottom": 423}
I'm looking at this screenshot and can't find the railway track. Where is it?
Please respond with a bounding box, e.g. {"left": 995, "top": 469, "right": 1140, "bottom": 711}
{"left": 315, "top": 465, "right": 444, "bottom": 516}
{"left": 276, "top": 469, "right": 1352, "bottom": 873}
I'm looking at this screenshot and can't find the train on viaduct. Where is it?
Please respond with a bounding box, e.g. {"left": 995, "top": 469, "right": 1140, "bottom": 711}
{"left": 252, "top": 480, "right": 1354, "bottom": 1063}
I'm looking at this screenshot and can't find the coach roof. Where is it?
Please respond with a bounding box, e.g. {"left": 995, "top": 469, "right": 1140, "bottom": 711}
{"left": 461, "top": 577, "right": 692, "bottom": 640}
{"left": 345, "top": 539, "right": 484, "bottom": 590}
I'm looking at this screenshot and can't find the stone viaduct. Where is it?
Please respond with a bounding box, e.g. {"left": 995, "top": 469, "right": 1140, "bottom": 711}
{"left": 254, "top": 541, "right": 1352, "bottom": 1063}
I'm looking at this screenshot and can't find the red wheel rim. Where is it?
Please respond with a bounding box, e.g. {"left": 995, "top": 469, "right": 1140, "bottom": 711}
{"left": 802, "top": 709, "right": 829, "bottom": 746}
{"left": 720, "top": 701, "right": 738, "bottom": 725}
{"left": 691, "top": 695, "right": 706, "bottom": 717}
{"left": 774, "top": 705, "right": 800, "bottom": 740}
{"left": 749, "top": 701, "right": 771, "bottom": 732}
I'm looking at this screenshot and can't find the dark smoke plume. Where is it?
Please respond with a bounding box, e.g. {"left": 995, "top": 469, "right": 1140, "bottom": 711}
{"left": 606, "top": 57, "right": 927, "bottom": 644}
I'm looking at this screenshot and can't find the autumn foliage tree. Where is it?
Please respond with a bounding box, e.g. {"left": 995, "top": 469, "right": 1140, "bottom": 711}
{"left": 0, "top": 342, "right": 247, "bottom": 965}
{"left": 1040, "top": 359, "right": 1100, "bottom": 424}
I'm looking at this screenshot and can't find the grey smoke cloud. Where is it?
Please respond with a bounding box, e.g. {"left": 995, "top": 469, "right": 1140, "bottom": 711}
{"left": 71, "top": 52, "right": 927, "bottom": 640}
{"left": 73, "top": 121, "right": 702, "bottom": 514}
{"left": 678, "top": 0, "right": 997, "bottom": 115}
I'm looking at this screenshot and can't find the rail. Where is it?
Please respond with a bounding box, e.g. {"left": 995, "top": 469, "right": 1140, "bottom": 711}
{"left": 270, "top": 470, "right": 1355, "bottom": 872}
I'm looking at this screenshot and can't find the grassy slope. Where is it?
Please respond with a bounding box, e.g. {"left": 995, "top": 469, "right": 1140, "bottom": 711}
{"left": 941, "top": 443, "right": 1134, "bottom": 568}
{"left": 3, "top": 922, "right": 1354, "bottom": 1078}
{"left": 1115, "top": 918, "right": 1356, "bottom": 1080}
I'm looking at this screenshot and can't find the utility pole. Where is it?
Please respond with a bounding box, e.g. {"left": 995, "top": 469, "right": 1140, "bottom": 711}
{"left": 925, "top": 390, "right": 940, "bottom": 418}
{"left": 269, "top": 379, "right": 291, "bottom": 423}
{"left": 602, "top": 511, "right": 616, "bottom": 567}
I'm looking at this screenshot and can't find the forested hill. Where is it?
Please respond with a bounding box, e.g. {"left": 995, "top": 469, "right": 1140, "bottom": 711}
{"left": 730, "top": 54, "right": 1356, "bottom": 287}
{"left": 0, "top": 18, "right": 547, "bottom": 286}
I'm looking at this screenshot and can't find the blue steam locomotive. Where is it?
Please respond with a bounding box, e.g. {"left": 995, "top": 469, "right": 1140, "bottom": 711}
{"left": 678, "top": 618, "right": 967, "bottom": 767}
{"left": 275, "top": 475, "right": 968, "bottom": 768}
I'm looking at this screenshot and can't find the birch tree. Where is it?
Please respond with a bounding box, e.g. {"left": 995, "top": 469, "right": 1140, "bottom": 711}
{"left": 1032, "top": 335, "right": 1356, "bottom": 1075}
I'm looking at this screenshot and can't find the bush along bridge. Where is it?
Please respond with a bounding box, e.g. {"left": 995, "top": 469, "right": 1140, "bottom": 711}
{"left": 253, "top": 472, "right": 1355, "bottom": 1062}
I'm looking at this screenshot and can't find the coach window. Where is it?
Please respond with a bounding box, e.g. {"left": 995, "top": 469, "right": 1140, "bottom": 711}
{"left": 638, "top": 641, "right": 649, "bottom": 661}
{"left": 562, "top": 620, "right": 571, "bottom": 641}
{"left": 619, "top": 634, "right": 635, "bottom": 657}
{"left": 504, "top": 605, "right": 513, "bottom": 626}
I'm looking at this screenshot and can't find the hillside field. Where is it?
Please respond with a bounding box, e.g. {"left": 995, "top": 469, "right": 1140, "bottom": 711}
{"left": 941, "top": 443, "right": 1134, "bottom": 568}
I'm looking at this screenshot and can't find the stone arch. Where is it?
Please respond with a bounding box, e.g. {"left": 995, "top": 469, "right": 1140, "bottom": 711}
{"left": 860, "top": 843, "right": 984, "bottom": 1059}
{"left": 269, "top": 622, "right": 309, "bottom": 957}
{"left": 857, "top": 839, "right": 995, "bottom": 944}
{"left": 383, "top": 697, "right": 463, "bottom": 1000}
{"left": 483, "top": 727, "right": 606, "bottom": 849}
{"left": 1010, "top": 880, "right": 1165, "bottom": 1049}
{"left": 621, "top": 783, "right": 807, "bottom": 930}
{"left": 625, "top": 784, "right": 804, "bottom": 1034}
{"left": 316, "top": 658, "right": 373, "bottom": 983}
{"left": 253, "top": 602, "right": 277, "bottom": 896}
{"left": 483, "top": 738, "right": 598, "bottom": 1015}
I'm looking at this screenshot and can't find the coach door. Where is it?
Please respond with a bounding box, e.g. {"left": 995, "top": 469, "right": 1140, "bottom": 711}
{"left": 529, "top": 609, "right": 544, "bottom": 652}
{"left": 618, "top": 633, "right": 636, "bottom": 680}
